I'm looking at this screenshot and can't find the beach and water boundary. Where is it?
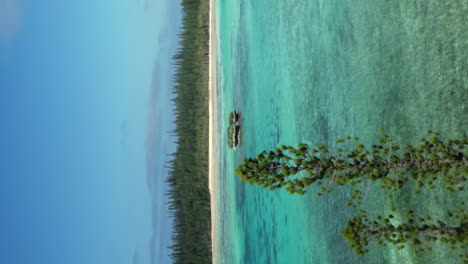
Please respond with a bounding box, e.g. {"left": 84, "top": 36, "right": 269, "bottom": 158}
{"left": 208, "top": 0, "right": 219, "bottom": 261}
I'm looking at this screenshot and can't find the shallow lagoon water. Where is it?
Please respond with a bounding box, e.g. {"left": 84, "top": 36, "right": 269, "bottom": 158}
{"left": 214, "top": 0, "right": 468, "bottom": 263}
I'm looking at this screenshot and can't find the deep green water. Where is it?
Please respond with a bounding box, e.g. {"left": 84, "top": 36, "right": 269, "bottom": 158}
{"left": 214, "top": 0, "right": 468, "bottom": 263}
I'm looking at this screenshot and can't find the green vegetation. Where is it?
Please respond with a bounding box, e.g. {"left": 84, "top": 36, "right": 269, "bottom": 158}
{"left": 342, "top": 206, "right": 468, "bottom": 262}
{"left": 235, "top": 131, "right": 467, "bottom": 197}
{"left": 235, "top": 131, "right": 468, "bottom": 261}
{"left": 166, "top": 0, "right": 211, "bottom": 263}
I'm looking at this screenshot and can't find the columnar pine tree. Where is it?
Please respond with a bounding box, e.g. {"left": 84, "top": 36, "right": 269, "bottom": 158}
{"left": 235, "top": 132, "right": 467, "bottom": 196}
{"left": 341, "top": 206, "right": 468, "bottom": 262}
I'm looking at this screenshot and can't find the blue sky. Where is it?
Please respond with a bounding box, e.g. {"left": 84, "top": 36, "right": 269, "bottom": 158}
{"left": 0, "top": 0, "right": 180, "bottom": 263}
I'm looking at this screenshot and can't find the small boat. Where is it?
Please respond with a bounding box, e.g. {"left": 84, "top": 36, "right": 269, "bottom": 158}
{"left": 229, "top": 110, "right": 240, "bottom": 124}
{"left": 227, "top": 110, "right": 241, "bottom": 149}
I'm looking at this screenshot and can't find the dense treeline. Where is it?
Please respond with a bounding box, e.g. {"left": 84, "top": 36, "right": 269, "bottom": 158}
{"left": 166, "top": 0, "right": 211, "bottom": 263}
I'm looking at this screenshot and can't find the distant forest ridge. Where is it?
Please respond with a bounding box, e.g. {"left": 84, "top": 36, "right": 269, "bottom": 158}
{"left": 166, "top": 0, "right": 211, "bottom": 263}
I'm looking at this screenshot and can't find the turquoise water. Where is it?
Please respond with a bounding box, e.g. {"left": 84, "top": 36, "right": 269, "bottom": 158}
{"left": 214, "top": 0, "right": 468, "bottom": 263}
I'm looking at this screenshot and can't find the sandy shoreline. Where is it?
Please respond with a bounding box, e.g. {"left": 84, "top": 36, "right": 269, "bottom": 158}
{"left": 208, "top": 0, "right": 218, "bottom": 262}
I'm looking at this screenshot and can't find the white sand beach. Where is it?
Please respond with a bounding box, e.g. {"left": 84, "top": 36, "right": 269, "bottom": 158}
{"left": 208, "top": 0, "right": 219, "bottom": 262}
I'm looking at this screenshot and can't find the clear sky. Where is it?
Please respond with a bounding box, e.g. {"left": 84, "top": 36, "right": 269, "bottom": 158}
{"left": 0, "top": 0, "right": 180, "bottom": 263}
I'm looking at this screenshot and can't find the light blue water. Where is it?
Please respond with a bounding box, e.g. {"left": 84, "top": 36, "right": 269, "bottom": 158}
{"left": 214, "top": 0, "right": 468, "bottom": 263}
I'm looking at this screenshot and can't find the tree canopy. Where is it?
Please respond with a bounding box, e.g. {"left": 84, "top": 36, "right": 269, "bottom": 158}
{"left": 342, "top": 205, "right": 468, "bottom": 262}
{"left": 235, "top": 132, "right": 467, "bottom": 197}
{"left": 235, "top": 131, "right": 468, "bottom": 261}
{"left": 166, "top": 0, "right": 212, "bottom": 263}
